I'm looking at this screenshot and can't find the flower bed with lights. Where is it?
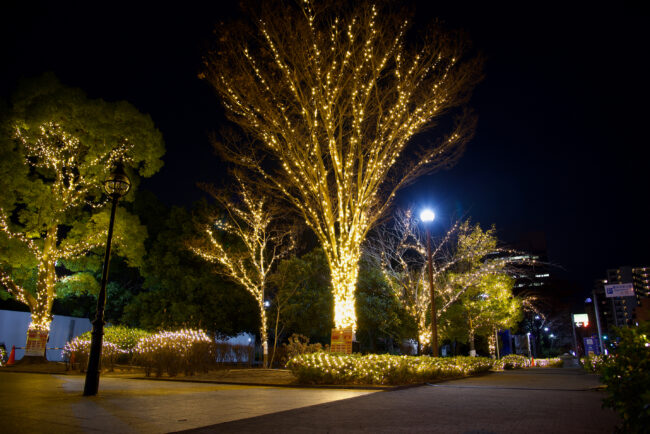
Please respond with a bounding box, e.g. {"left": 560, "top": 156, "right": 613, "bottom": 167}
{"left": 133, "top": 329, "right": 214, "bottom": 377}
{"left": 286, "top": 353, "right": 494, "bottom": 385}
{"left": 62, "top": 338, "right": 125, "bottom": 372}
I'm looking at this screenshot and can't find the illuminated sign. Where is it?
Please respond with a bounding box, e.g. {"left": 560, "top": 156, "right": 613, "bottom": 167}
{"left": 331, "top": 327, "right": 353, "bottom": 354}
{"left": 573, "top": 313, "right": 589, "bottom": 327}
{"left": 604, "top": 283, "right": 635, "bottom": 298}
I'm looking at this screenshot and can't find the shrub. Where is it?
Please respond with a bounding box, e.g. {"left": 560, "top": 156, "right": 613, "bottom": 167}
{"left": 598, "top": 324, "right": 650, "bottom": 433}
{"left": 287, "top": 353, "right": 494, "bottom": 385}
{"left": 281, "top": 334, "right": 327, "bottom": 366}
{"left": 133, "top": 329, "right": 214, "bottom": 377}
{"left": 62, "top": 338, "right": 125, "bottom": 372}
{"left": 78, "top": 325, "right": 151, "bottom": 364}
{"left": 494, "top": 354, "right": 530, "bottom": 370}
{"left": 582, "top": 354, "right": 608, "bottom": 373}
{"left": 0, "top": 345, "right": 6, "bottom": 366}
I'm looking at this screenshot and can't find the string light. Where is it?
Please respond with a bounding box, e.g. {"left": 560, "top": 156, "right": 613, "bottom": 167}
{"left": 369, "top": 211, "right": 525, "bottom": 347}
{"left": 204, "top": 1, "right": 477, "bottom": 330}
{"left": 190, "top": 178, "right": 293, "bottom": 365}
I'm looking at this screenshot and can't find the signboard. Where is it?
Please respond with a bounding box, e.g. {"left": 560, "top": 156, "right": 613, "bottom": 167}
{"left": 24, "top": 329, "right": 48, "bottom": 357}
{"left": 583, "top": 337, "right": 600, "bottom": 356}
{"left": 573, "top": 313, "right": 589, "bottom": 327}
{"left": 330, "top": 327, "right": 353, "bottom": 354}
{"left": 604, "top": 283, "right": 635, "bottom": 298}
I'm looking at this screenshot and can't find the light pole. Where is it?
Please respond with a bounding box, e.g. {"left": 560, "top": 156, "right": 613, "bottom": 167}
{"left": 84, "top": 162, "right": 131, "bottom": 396}
{"left": 590, "top": 293, "right": 605, "bottom": 355}
{"left": 420, "top": 209, "right": 438, "bottom": 357}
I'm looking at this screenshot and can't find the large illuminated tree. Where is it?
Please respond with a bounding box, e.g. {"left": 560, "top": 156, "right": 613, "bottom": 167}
{"left": 189, "top": 177, "right": 294, "bottom": 367}
{"left": 202, "top": 0, "right": 482, "bottom": 330}
{"left": 0, "top": 74, "right": 164, "bottom": 345}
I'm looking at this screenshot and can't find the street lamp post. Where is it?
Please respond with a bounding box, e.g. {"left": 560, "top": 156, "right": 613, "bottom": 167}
{"left": 83, "top": 163, "right": 131, "bottom": 396}
{"left": 420, "top": 209, "right": 438, "bottom": 357}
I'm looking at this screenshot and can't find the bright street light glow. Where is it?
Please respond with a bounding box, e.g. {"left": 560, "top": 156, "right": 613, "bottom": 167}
{"left": 544, "top": 327, "right": 549, "bottom": 332}
{"left": 420, "top": 209, "right": 435, "bottom": 222}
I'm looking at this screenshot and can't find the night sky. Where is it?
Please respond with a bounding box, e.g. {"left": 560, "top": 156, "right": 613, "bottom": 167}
{"left": 2, "top": 1, "right": 648, "bottom": 297}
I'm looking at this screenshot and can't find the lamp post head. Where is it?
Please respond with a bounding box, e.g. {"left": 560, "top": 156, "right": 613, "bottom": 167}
{"left": 104, "top": 162, "right": 131, "bottom": 198}
{"left": 420, "top": 209, "right": 435, "bottom": 223}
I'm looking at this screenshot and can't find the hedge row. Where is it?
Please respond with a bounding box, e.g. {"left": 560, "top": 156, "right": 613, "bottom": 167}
{"left": 63, "top": 327, "right": 255, "bottom": 376}
{"left": 287, "top": 353, "right": 563, "bottom": 385}
{"left": 286, "top": 353, "right": 495, "bottom": 385}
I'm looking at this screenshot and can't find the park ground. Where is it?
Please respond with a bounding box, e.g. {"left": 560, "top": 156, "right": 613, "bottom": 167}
{"left": 0, "top": 366, "right": 618, "bottom": 433}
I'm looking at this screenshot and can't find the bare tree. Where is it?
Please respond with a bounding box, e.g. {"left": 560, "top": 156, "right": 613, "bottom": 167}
{"left": 190, "top": 176, "right": 294, "bottom": 367}
{"left": 202, "top": 0, "right": 482, "bottom": 330}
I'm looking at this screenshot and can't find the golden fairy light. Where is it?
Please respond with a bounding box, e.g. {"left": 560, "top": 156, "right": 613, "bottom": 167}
{"left": 202, "top": 1, "right": 480, "bottom": 330}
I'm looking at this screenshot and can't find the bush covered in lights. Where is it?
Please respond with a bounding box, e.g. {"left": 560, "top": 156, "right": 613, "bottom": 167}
{"left": 63, "top": 338, "right": 124, "bottom": 372}
{"left": 534, "top": 357, "right": 563, "bottom": 368}
{"left": 133, "top": 329, "right": 214, "bottom": 377}
{"left": 493, "top": 354, "right": 531, "bottom": 370}
{"left": 78, "top": 325, "right": 151, "bottom": 356}
{"left": 287, "top": 353, "right": 494, "bottom": 385}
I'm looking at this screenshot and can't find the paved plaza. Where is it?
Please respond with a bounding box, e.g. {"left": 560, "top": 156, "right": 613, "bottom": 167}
{"left": 0, "top": 368, "right": 619, "bottom": 433}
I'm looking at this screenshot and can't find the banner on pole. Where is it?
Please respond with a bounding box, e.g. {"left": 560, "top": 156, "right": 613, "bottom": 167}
{"left": 604, "top": 283, "right": 635, "bottom": 298}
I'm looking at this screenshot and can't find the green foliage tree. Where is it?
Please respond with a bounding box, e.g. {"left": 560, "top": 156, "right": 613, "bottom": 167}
{"left": 441, "top": 273, "right": 522, "bottom": 356}
{"left": 356, "top": 257, "right": 411, "bottom": 353}
{"left": 0, "top": 74, "right": 164, "bottom": 342}
{"left": 268, "top": 248, "right": 333, "bottom": 364}
{"left": 124, "top": 199, "right": 259, "bottom": 336}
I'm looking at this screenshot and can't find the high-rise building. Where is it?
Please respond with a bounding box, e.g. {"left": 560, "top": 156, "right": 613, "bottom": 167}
{"left": 632, "top": 267, "right": 650, "bottom": 298}
{"left": 592, "top": 266, "right": 649, "bottom": 331}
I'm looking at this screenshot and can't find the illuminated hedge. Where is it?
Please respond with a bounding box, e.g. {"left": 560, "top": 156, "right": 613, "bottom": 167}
{"left": 534, "top": 357, "right": 563, "bottom": 368}
{"left": 287, "top": 353, "right": 494, "bottom": 385}
{"left": 493, "top": 354, "right": 530, "bottom": 370}
{"left": 62, "top": 338, "right": 125, "bottom": 372}
{"left": 133, "top": 329, "right": 214, "bottom": 377}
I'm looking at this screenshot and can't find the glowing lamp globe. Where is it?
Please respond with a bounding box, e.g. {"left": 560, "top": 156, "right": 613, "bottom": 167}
{"left": 104, "top": 163, "right": 131, "bottom": 198}
{"left": 420, "top": 209, "right": 435, "bottom": 223}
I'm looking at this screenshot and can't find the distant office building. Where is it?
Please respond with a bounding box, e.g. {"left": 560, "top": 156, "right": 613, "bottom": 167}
{"left": 502, "top": 232, "right": 551, "bottom": 297}
{"left": 592, "top": 266, "right": 649, "bottom": 331}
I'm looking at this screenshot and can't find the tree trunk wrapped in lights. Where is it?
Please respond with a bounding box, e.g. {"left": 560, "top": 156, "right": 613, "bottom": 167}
{"left": 0, "top": 75, "right": 164, "bottom": 354}
{"left": 189, "top": 177, "right": 294, "bottom": 368}
{"left": 202, "top": 0, "right": 482, "bottom": 330}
